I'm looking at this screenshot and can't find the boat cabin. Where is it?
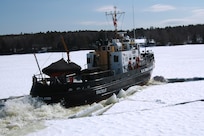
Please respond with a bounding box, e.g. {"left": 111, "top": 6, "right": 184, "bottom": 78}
{"left": 87, "top": 34, "right": 141, "bottom": 75}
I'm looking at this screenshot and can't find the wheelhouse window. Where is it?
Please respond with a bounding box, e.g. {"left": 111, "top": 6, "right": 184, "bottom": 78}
{"left": 114, "top": 55, "right": 119, "bottom": 62}
{"left": 102, "top": 46, "right": 106, "bottom": 51}
{"left": 107, "top": 46, "right": 111, "bottom": 51}
{"left": 87, "top": 58, "right": 91, "bottom": 63}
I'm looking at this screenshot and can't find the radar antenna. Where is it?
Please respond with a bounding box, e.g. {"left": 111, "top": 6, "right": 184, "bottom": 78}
{"left": 106, "top": 6, "right": 125, "bottom": 38}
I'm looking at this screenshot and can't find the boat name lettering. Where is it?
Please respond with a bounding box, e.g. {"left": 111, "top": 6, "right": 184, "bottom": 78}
{"left": 96, "top": 88, "right": 107, "bottom": 94}
{"left": 141, "top": 66, "right": 153, "bottom": 73}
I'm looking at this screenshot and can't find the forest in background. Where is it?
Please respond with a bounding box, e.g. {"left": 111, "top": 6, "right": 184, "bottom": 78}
{"left": 0, "top": 24, "right": 204, "bottom": 55}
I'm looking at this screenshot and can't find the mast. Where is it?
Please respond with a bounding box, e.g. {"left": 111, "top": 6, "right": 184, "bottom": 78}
{"left": 106, "top": 6, "right": 125, "bottom": 38}
{"left": 33, "top": 53, "right": 43, "bottom": 79}
{"left": 61, "top": 35, "right": 70, "bottom": 62}
{"left": 132, "top": 2, "right": 136, "bottom": 38}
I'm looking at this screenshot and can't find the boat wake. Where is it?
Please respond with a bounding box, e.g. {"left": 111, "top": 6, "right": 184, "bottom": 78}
{"left": 0, "top": 95, "right": 91, "bottom": 136}
{"left": 1, "top": 76, "right": 204, "bottom": 135}
{"left": 0, "top": 85, "right": 144, "bottom": 136}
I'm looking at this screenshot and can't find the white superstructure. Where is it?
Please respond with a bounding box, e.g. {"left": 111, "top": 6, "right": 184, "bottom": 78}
{"left": 87, "top": 35, "right": 141, "bottom": 75}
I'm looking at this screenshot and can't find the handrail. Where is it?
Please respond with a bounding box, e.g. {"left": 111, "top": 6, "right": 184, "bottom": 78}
{"left": 83, "top": 70, "right": 112, "bottom": 76}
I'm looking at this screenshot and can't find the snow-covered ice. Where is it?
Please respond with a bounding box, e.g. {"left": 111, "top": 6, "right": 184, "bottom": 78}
{"left": 0, "top": 44, "right": 204, "bottom": 136}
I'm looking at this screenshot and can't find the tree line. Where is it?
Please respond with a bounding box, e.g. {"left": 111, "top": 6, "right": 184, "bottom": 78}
{"left": 0, "top": 24, "right": 204, "bottom": 55}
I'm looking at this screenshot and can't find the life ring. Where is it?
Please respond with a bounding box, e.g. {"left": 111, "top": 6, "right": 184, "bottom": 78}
{"left": 128, "top": 61, "right": 133, "bottom": 70}
{"left": 136, "top": 57, "right": 140, "bottom": 68}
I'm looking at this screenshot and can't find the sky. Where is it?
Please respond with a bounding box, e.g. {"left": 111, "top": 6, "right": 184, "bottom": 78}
{"left": 1, "top": 0, "right": 204, "bottom": 35}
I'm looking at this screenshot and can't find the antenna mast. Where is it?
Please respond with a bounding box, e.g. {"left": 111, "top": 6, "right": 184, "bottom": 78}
{"left": 132, "top": 2, "right": 136, "bottom": 38}
{"left": 106, "top": 6, "right": 125, "bottom": 38}
{"left": 61, "top": 36, "right": 70, "bottom": 62}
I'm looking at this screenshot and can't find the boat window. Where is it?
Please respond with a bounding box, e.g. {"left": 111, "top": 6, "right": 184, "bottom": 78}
{"left": 114, "top": 55, "right": 119, "bottom": 62}
{"left": 123, "top": 40, "right": 129, "bottom": 42}
{"left": 102, "top": 46, "right": 106, "bottom": 51}
{"left": 87, "top": 58, "right": 91, "bottom": 63}
{"left": 107, "top": 46, "right": 110, "bottom": 51}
